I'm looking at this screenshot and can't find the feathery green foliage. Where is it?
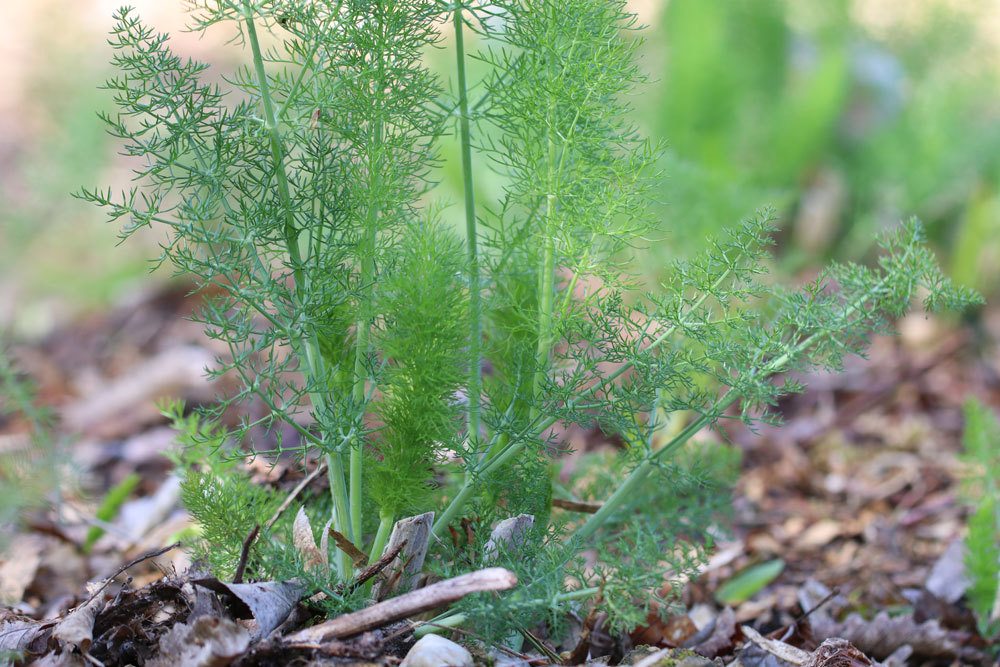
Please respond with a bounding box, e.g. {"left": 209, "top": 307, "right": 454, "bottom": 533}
{"left": 0, "top": 349, "right": 58, "bottom": 548}
{"left": 961, "top": 398, "right": 1000, "bottom": 639}
{"left": 81, "top": 0, "right": 979, "bottom": 641}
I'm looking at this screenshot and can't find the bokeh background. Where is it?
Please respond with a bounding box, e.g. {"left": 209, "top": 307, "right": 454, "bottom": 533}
{"left": 2, "top": 0, "right": 999, "bottom": 336}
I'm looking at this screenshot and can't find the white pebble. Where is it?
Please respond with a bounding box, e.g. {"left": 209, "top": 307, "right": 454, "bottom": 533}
{"left": 401, "top": 635, "right": 473, "bottom": 667}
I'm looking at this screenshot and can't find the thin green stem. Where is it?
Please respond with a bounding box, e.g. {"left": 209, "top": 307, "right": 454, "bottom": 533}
{"left": 368, "top": 511, "right": 395, "bottom": 565}
{"left": 243, "top": 4, "right": 352, "bottom": 576}
{"left": 452, "top": 3, "right": 483, "bottom": 467}
{"left": 530, "top": 98, "right": 559, "bottom": 423}
{"left": 412, "top": 586, "right": 600, "bottom": 637}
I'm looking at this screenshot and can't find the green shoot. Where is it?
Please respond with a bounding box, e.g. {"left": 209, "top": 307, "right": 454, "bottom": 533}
{"left": 83, "top": 473, "right": 141, "bottom": 554}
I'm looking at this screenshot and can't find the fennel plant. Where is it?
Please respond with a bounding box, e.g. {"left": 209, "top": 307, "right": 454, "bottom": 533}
{"left": 81, "top": 0, "right": 979, "bottom": 636}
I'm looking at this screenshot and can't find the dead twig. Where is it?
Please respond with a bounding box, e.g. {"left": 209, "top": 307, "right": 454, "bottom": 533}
{"left": 551, "top": 498, "right": 602, "bottom": 514}
{"left": 285, "top": 567, "right": 518, "bottom": 643}
{"left": 264, "top": 461, "right": 328, "bottom": 531}
{"left": 337, "top": 540, "right": 407, "bottom": 595}
{"left": 81, "top": 542, "right": 180, "bottom": 608}
{"left": 564, "top": 586, "right": 603, "bottom": 665}
{"left": 233, "top": 525, "right": 260, "bottom": 584}
{"left": 328, "top": 527, "right": 369, "bottom": 568}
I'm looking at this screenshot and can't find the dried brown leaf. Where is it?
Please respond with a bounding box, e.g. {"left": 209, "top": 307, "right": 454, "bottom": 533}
{"left": 0, "top": 613, "right": 53, "bottom": 657}
{"left": 52, "top": 595, "right": 104, "bottom": 652}
{"left": 292, "top": 506, "right": 326, "bottom": 573}
{"left": 811, "top": 610, "right": 977, "bottom": 661}
{"left": 148, "top": 615, "right": 250, "bottom": 667}
{"left": 0, "top": 534, "right": 43, "bottom": 605}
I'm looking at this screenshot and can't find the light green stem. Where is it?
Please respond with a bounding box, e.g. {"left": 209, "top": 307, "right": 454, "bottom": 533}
{"left": 368, "top": 511, "right": 395, "bottom": 565}
{"left": 412, "top": 586, "right": 600, "bottom": 637}
{"left": 572, "top": 393, "right": 737, "bottom": 543}
{"left": 243, "top": 5, "right": 352, "bottom": 576}
{"left": 530, "top": 105, "right": 559, "bottom": 423}
{"left": 351, "top": 111, "right": 386, "bottom": 547}
{"left": 452, "top": 4, "right": 483, "bottom": 467}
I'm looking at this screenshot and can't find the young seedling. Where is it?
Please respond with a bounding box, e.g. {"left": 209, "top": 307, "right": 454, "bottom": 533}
{"left": 81, "top": 0, "right": 980, "bottom": 637}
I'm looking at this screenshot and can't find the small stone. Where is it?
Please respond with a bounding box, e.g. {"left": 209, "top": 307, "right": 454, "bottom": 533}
{"left": 401, "top": 635, "right": 473, "bottom": 667}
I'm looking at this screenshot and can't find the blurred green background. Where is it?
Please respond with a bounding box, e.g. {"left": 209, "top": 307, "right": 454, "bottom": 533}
{"left": 1, "top": 0, "right": 997, "bottom": 337}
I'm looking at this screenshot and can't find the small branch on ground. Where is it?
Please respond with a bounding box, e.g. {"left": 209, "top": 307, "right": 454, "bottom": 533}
{"left": 265, "top": 460, "right": 328, "bottom": 531}
{"left": 285, "top": 567, "right": 518, "bottom": 643}
{"left": 81, "top": 542, "right": 180, "bottom": 608}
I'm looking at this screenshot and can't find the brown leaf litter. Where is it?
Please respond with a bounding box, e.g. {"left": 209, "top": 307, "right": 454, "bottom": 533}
{"left": 2, "top": 285, "right": 1000, "bottom": 664}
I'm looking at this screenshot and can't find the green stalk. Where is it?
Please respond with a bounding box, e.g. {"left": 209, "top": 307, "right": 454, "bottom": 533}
{"left": 572, "top": 393, "right": 738, "bottom": 543}
{"left": 351, "top": 233, "right": 374, "bottom": 544}
{"left": 368, "top": 511, "right": 395, "bottom": 565}
{"left": 530, "top": 104, "right": 559, "bottom": 423}
{"left": 452, "top": 4, "right": 483, "bottom": 465}
{"left": 243, "top": 5, "right": 352, "bottom": 575}
{"left": 350, "top": 104, "right": 387, "bottom": 546}
{"left": 413, "top": 586, "right": 600, "bottom": 637}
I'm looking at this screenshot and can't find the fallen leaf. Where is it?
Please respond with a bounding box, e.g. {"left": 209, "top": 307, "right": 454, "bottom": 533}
{"left": 52, "top": 595, "right": 104, "bottom": 652}
{"left": 148, "top": 616, "right": 250, "bottom": 667}
{"left": 292, "top": 506, "right": 326, "bottom": 572}
{"left": 0, "top": 534, "right": 43, "bottom": 605}
{"left": 798, "top": 520, "right": 842, "bottom": 550}
{"left": 805, "top": 638, "right": 873, "bottom": 667}
{"left": 924, "top": 538, "right": 969, "bottom": 604}
{"left": 193, "top": 579, "right": 303, "bottom": 640}
{"left": 811, "top": 610, "right": 980, "bottom": 662}
{"left": 0, "top": 612, "right": 53, "bottom": 658}
{"left": 689, "top": 607, "right": 736, "bottom": 658}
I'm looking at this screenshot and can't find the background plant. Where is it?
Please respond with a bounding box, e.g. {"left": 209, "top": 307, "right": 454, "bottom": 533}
{"left": 79, "top": 0, "right": 980, "bottom": 639}
{"left": 960, "top": 398, "right": 1000, "bottom": 640}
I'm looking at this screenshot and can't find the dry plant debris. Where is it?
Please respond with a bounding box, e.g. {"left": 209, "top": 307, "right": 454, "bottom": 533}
{"left": 1, "top": 285, "right": 999, "bottom": 664}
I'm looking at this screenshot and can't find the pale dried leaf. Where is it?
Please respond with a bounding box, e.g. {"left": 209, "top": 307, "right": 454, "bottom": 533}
{"left": 924, "top": 538, "right": 969, "bottom": 604}
{"left": 52, "top": 596, "right": 104, "bottom": 651}
{"left": 797, "top": 520, "right": 842, "bottom": 550}
{"left": 115, "top": 474, "right": 183, "bottom": 545}
{"left": 319, "top": 518, "right": 332, "bottom": 568}
{"left": 292, "top": 506, "right": 325, "bottom": 573}
{"left": 0, "top": 615, "right": 53, "bottom": 657}
{"left": 740, "top": 625, "right": 810, "bottom": 666}
{"left": 148, "top": 616, "right": 250, "bottom": 667}
{"left": 483, "top": 514, "right": 534, "bottom": 564}
{"left": 690, "top": 606, "right": 736, "bottom": 658}
{"left": 0, "top": 534, "right": 43, "bottom": 605}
